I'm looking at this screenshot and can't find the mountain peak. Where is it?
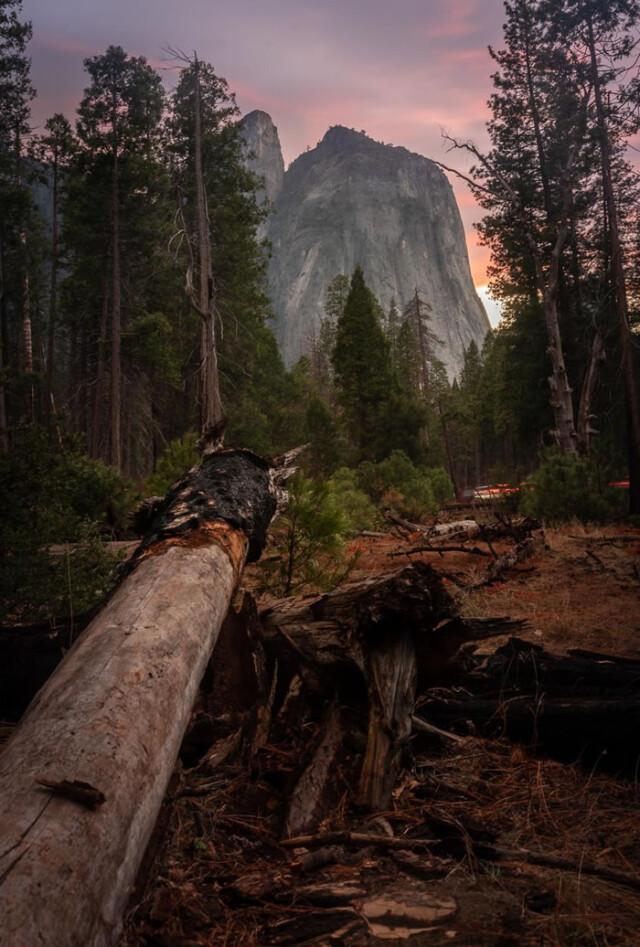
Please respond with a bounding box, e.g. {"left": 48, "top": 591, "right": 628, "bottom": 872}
{"left": 240, "top": 110, "right": 284, "bottom": 204}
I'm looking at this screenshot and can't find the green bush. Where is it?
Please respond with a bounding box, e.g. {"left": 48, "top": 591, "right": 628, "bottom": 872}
{"left": 259, "top": 472, "right": 353, "bottom": 595}
{"left": 425, "top": 466, "right": 455, "bottom": 506}
{"left": 356, "top": 450, "right": 452, "bottom": 521}
{"left": 146, "top": 433, "right": 199, "bottom": 495}
{"left": 520, "top": 449, "right": 619, "bottom": 523}
{"left": 326, "top": 467, "right": 379, "bottom": 533}
{"left": 0, "top": 427, "right": 132, "bottom": 622}
{"left": 1, "top": 524, "right": 123, "bottom": 624}
{"left": 0, "top": 427, "right": 136, "bottom": 543}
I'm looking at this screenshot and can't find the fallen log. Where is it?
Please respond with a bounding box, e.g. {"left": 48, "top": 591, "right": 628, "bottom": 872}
{"left": 262, "top": 563, "right": 458, "bottom": 812}
{"left": 0, "top": 609, "right": 97, "bottom": 720}
{"left": 422, "top": 692, "right": 640, "bottom": 767}
{"left": 480, "top": 524, "right": 545, "bottom": 585}
{"left": 475, "top": 637, "right": 640, "bottom": 697}
{"left": 0, "top": 448, "right": 290, "bottom": 947}
{"left": 478, "top": 844, "right": 640, "bottom": 894}
{"left": 260, "top": 564, "right": 523, "bottom": 811}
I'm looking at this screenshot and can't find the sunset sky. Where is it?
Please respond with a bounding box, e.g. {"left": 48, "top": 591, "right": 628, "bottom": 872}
{"left": 23, "top": 0, "right": 507, "bottom": 311}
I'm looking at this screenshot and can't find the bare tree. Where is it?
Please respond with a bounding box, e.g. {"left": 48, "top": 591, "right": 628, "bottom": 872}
{"left": 168, "top": 48, "right": 224, "bottom": 452}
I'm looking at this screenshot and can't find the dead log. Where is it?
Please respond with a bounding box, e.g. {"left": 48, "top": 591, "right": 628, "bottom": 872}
{"left": 357, "top": 626, "right": 417, "bottom": 808}
{"left": 0, "top": 610, "right": 97, "bottom": 720}
{"left": 422, "top": 692, "right": 640, "bottom": 767}
{"left": 383, "top": 513, "right": 480, "bottom": 539}
{"left": 284, "top": 701, "right": 343, "bottom": 837}
{"left": 475, "top": 637, "right": 640, "bottom": 697}
{"left": 480, "top": 524, "right": 545, "bottom": 585}
{"left": 0, "top": 448, "right": 288, "bottom": 947}
{"left": 261, "top": 564, "right": 522, "bottom": 812}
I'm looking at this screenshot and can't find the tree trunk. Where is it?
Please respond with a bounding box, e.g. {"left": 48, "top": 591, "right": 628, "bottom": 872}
{"left": 540, "top": 220, "right": 578, "bottom": 454}
{"left": 0, "top": 449, "right": 281, "bottom": 947}
{"left": 586, "top": 17, "right": 640, "bottom": 513}
{"left": 0, "top": 230, "right": 8, "bottom": 451}
{"left": 576, "top": 331, "right": 605, "bottom": 454}
{"left": 193, "top": 56, "right": 223, "bottom": 447}
{"left": 20, "top": 228, "right": 34, "bottom": 422}
{"left": 110, "top": 149, "right": 122, "bottom": 470}
{"left": 45, "top": 157, "right": 59, "bottom": 422}
{"left": 91, "top": 276, "right": 110, "bottom": 459}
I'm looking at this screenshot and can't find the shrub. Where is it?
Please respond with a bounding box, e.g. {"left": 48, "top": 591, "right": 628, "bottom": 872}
{"left": 259, "top": 472, "right": 353, "bottom": 595}
{"left": 519, "top": 449, "right": 619, "bottom": 523}
{"left": 0, "top": 524, "right": 123, "bottom": 624}
{"left": 326, "top": 467, "right": 379, "bottom": 533}
{"left": 357, "top": 450, "right": 453, "bottom": 521}
{"left": 0, "top": 427, "right": 136, "bottom": 542}
{"left": 146, "top": 433, "right": 199, "bottom": 496}
{"left": 0, "top": 427, "right": 132, "bottom": 622}
{"left": 425, "top": 466, "right": 455, "bottom": 506}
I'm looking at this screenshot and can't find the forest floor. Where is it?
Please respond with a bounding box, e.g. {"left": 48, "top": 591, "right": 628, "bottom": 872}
{"left": 117, "top": 517, "right": 640, "bottom": 945}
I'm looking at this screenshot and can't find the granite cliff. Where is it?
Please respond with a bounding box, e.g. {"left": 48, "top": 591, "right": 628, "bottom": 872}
{"left": 241, "top": 109, "right": 284, "bottom": 206}
{"left": 241, "top": 113, "right": 489, "bottom": 377}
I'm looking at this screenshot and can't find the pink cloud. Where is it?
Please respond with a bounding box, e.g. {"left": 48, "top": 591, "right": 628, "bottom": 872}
{"left": 25, "top": 0, "right": 508, "bottom": 282}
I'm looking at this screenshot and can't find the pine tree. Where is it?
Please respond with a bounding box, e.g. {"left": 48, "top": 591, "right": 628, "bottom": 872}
{"left": 560, "top": 0, "right": 640, "bottom": 511}
{"left": 331, "top": 267, "right": 394, "bottom": 460}
{"left": 310, "top": 274, "right": 349, "bottom": 399}
{"left": 32, "top": 114, "right": 74, "bottom": 421}
{"left": 76, "top": 46, "right": 164, "bottom": 470}
{"left": 0, "top": 0, "right": 35, "bottom": 444}
{"left": 384, "top": 297, "right": 401, "bottom": 376}
{"left": 401, "top": 290, "right": 442, "bottom": 395}
{"left": 169, "top": 57, "right": 281, "bottom": 451}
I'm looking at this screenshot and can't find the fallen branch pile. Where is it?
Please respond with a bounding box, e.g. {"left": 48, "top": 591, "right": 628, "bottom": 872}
{"left": 117, "top": 560, "right": 640, "bottom": 945}
{"left": 4, "top": 504, "right": 640, "bottom": 946}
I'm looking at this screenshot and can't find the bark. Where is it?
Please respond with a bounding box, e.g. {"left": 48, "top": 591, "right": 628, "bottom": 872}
{"left": 261, "top": 563, "right": 521, "bottom": 809}
{"left": 586, "top": 17, "right": 640, "bottom": 513}
{"left": 285, "top": 701, "right": 343, "bottom": 837}
{"left": 357, "top": 628, "right": 416, "bottom": 809}
{"left": 541, "top": 218, "right": 577, "bottom": 454}
{"left": 45, "top": 154, "right": 59, "bottom": 422}
{"left": 423, "top": 635, "right": 640, "bottom": 767}
{"left": 576, "top": 330, "right": 605, "bottom": 454}
{"left": 480, "top": 527, "right": 543, "bottom": 585}
{"left": 0, "top": 230, "right": 8, "bottom": 451}
{"left": 110, "top": 146, "right": 121, "bottom": 470}
{"left": 90, "top": 275, "right": 110, "bottom": 459}
{"left": 0, "top": 449, "right": 281, "bottom": 947}
{"left": 193, "top": 55, "right": 223, "bottom": 447}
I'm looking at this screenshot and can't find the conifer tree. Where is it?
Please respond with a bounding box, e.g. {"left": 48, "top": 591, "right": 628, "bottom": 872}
{"left": 169, "top": 56, "right": 280, "bottom": 451}
{"left": 332, "top": 267, "right": 398, "bottom": 460}
{"left": 76, "top": 46, "right": 164, "bottom": 470}
{"left": 401, "top": 290, "right": 442, "bottom": 395}
{"left": 0, "top": 0, "right": 34, "bottom": 444}
{"left": 32, "top": 114, "right": 74, "bottom": 420}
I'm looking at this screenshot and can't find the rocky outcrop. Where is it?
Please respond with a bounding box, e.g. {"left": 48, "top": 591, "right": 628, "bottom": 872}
{"left": 241, "top": 115, "right": 489, "bottom": 378}
{"left": 241, "top": 110, "right": 284, "bottom": 205}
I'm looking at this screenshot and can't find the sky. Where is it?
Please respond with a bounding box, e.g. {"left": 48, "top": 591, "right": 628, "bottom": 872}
{"left": 23, "top": 0, "right": 507, "bottom": 321}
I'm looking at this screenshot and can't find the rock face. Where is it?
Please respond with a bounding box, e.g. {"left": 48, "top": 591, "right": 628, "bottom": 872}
{"left": 241, "top": 110, "right": 284, "bottom": 205}
{"left": 241, "top": 115, "right": 489, "bottom": 377}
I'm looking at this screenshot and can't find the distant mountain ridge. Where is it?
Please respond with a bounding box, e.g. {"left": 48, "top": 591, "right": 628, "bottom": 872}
{"left": 240, "top": 111, "right": 489, "bottom": 377}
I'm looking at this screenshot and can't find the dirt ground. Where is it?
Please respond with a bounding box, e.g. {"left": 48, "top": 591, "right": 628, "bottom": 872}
{"left": 120, "top": 520, "right": 640, "bottom": 947}
{"left": 347, "top": 523, "right": 640, "bottom": 657}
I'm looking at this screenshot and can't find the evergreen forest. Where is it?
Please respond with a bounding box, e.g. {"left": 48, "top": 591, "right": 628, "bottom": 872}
{"left": 1, "top": 0, "right": 640, "bottom": 621}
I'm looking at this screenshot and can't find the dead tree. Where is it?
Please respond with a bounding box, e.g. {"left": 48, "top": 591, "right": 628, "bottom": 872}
{"left": 0, "top": 448, "right": 292, "bottom": 947}
{"left": 437, "top": 97, "right": 593, "bottom": 457}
